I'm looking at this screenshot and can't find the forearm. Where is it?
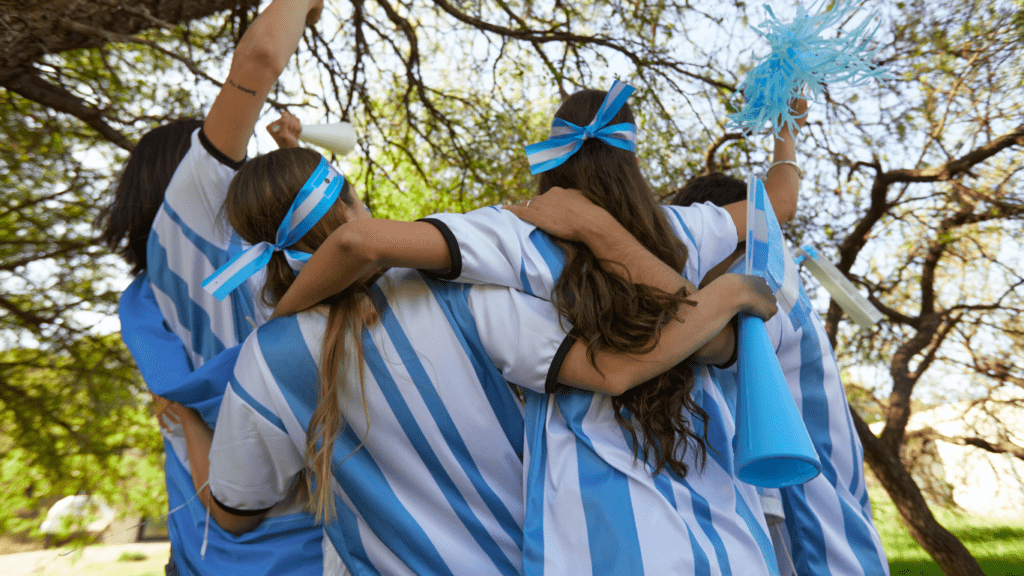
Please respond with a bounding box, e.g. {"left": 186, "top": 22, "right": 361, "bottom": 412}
{"left": 273, "top": 219, "right": 450, "bottom": 317}
{"left": 232, "top": 0, "right": 315, "bottom": 78}
{"left": 576, "top": 209, "right": 695, "bottom": 295}
{"left": 558, "top": 276, "right": 744, "bottom": 394}
{"left": 690, "top": 321, "right": 736, "bottom": 366}
{"left": 173, "top": 406, "right": 263, "bottom": 535}
{"left": 764, "top": 124, "right": 800, "bottom": 223}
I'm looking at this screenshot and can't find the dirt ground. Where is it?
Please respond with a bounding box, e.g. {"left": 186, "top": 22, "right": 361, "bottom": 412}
{"left": 3, "top": 542, "right": 170, "bottom": 576}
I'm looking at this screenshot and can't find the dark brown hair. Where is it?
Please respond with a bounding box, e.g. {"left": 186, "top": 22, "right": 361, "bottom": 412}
{"left": 97, "top": 119, "right": 204, "bottom": 275}
{"left": 225, "top": 147, "right": 371, "bottom": 523}
{"left": 538, "top": 89, "right": 708, "bottom": 478}
{"left": 668, "top": 172, "right": 747, "bottom": 208}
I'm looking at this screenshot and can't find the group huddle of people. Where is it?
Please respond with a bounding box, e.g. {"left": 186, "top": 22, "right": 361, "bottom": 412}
{"left": 99, "top": 0, "right": 891, "bottom": 574}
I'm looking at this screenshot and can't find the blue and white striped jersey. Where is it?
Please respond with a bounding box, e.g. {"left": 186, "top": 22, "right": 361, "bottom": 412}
{"left": 147, "top": 128, "right": 270, "bottom": 371}
{"left": 208, "top": 269, "right": 573, "bottom": 576}
{"left": 716, "top": 256, "right": 888, "bottom": 576}
{"left": 422, "top": 203, "right": 781, "bottom": 576}
{"left": 141, "top": 128, "right": 321, "bottom": 575}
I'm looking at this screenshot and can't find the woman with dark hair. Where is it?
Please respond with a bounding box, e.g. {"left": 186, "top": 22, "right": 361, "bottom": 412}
{"left": 270, "top": 82, "right": 806, "bottom": 574}
{"left": 670, "top": 174, "right": 889, "bottom": 576}
{"left": 162, "top": 141, "right": 776, "bottom": 574}
{"left": 97, "top": 118, "right": 203, "bottom": 275}
{"left": 98, "top": 0, "right": 327, "bottom": 574}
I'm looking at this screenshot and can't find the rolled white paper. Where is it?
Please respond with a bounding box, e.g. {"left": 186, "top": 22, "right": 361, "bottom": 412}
{"left": 299, "top": 122, "right": 357, "bottom": 156}
{"left": 796, "top": 246, "right": 883, "bottom": 329}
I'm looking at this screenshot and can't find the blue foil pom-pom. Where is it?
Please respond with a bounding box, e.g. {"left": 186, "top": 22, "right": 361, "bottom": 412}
{"left": 727, "top": 0, "right": 890, "bottom": 136}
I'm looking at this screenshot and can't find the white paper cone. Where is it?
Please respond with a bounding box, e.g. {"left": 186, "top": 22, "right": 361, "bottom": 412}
{"left": 796, "top": 246, "right": 883, "bottom": 329}
{"left": 299, "top": 122, "right": 357, "bottom": 156}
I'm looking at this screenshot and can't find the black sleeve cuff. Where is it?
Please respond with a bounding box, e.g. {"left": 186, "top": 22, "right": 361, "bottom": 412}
{"left": 545, "top": 333, "right": 578, "bottom": 394}
{"left": 210, "top": 491, "right": 273, "bottom": 517}
{"left": 416, "top": 218, "right": 462, "bottom": 280}
{"left": 198, "top": 128, "right": 246, "bottom": 170}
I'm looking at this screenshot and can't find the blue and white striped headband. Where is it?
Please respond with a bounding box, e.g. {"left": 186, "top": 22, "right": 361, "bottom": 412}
{"left": 202, "top": 156, "right": 345, "bottom": 301}
{"left": 524, "top": 80, "right": 638, "bottom": 175}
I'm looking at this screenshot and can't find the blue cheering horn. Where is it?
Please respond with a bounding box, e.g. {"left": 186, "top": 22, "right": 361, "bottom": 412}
{"left": 734, "top": 314, "right": 821, "bottom": 487}
{"left": 733, "top": 175, "right": 821, "bottom": 487}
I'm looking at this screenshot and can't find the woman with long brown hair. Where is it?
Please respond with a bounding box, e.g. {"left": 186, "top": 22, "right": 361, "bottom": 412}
{"left": 271, "top": 81, "right": 805, "bottom": 574}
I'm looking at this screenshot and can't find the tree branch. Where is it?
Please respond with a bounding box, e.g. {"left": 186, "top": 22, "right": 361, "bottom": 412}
{"left": 3, "top": 71, "right": 132, "bottom": 150}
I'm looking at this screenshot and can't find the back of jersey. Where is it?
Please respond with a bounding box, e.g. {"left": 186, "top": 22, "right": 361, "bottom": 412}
{"left": 146, "top": 128, "right": 268, "bottom": 369}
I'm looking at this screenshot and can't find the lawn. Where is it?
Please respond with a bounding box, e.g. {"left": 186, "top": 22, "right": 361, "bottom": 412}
{"left": 870, "top": 486, "right": 1024, "bottom": 575}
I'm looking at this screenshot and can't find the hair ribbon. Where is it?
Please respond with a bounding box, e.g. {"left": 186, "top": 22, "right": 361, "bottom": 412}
{"left": 525, "top": 80, "right": 638, "bottom": 175}
{"left": 202, "top": 156, "right": 344, "bottom": 301}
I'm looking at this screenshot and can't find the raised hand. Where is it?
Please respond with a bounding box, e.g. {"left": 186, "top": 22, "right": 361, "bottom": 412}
{"left": 268, "top": 110, "right": 303, "bottom": 149}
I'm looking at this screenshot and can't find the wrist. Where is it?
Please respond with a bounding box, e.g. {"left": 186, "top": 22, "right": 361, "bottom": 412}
{"left": 575, "top": 207, "right": 618, "bottom": 244}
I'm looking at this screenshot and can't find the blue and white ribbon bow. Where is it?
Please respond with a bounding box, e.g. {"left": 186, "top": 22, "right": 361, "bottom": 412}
{"left": 202, "top": 156, "right": 345, "bottom": 301}
{"left": 525, "top": 80, "right": 638, "bottom": 175}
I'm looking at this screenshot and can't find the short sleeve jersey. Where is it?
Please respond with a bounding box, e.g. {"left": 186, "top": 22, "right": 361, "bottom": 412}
{"left": 420, "top": 204, "right": 783, "bottom": 576}
{"left": 146, "top": 128, "right": 270, "bottom": 370}
{"left": 209, "top": 269, "right": 573, "bottom": 576}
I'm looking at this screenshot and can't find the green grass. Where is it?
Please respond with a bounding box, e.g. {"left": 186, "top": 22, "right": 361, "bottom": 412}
{"left": 869, "top": 485, "right": 1024, "bottom": 575}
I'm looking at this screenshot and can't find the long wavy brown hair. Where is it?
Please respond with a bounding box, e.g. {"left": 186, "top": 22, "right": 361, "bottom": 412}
{"left": 537, "top": 89, "right": 709, "bottom": 478}
{"left": 225, "top": 147, "right": 376, "bottom": 523}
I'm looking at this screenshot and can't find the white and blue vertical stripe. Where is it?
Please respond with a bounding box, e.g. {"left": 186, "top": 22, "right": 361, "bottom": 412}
{"left": 718, "top": 250, "right": 889, "bottom": 575}
{"left": 143, "top": 128, "right": 318, "bottom": 575}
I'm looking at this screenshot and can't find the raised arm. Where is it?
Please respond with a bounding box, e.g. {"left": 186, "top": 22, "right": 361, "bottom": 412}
{"left": 203, "top": 0, "right": 323, "bottom": 161}
{"left": 721, "top": 98, "right": 807, "bottom": 233}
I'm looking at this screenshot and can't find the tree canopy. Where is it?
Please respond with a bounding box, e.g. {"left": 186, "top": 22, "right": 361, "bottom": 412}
{"left": 1, "top": 1, "right": 1021, "bottom": 572}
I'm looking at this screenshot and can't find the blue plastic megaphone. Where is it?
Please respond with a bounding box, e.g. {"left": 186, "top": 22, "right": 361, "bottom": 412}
{"left": 734, "top": 314, "right": 821, "bottom": 487}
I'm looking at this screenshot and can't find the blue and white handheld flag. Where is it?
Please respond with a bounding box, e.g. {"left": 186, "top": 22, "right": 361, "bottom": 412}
{"left": 745, "top": 174, "right": 802, "bottom": 312}
{"left": 525, "top": 80, "right": 638, "bottom": 175}
{"left": 202, "top": 157, "right": 345, "bottom": 301}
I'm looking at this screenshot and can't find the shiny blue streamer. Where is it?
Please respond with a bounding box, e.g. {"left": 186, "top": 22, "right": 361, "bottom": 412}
{"left": 525, "top": 80, "right": 638, "bottom": 175}
{"left": 727, "top": 0, "right": 890, "bottom": 136}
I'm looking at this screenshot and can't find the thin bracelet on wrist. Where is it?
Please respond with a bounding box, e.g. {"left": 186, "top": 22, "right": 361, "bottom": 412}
{"left": 768, "top": 160, "right": 802, "bottom": 179}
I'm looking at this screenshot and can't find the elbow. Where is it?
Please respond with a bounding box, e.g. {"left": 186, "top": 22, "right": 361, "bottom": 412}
{"left": 603, "top": 372, "right": 639, "bottom": 397}
{"left": 231, "top": 41, "right": 288, "bottom": 83}
{"left": 335, "top": 222, "right": 379, "bottom": 266}
{"left": 776, "top": 196, "right": 798, "bottom": 224}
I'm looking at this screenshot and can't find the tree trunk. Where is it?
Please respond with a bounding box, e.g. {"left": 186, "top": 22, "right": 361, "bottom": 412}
{"left": 851, "top": 410, "right": 984, "bottom": 576}
{"left": 0, "top": 1, "right": 256, "bottom": 83}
